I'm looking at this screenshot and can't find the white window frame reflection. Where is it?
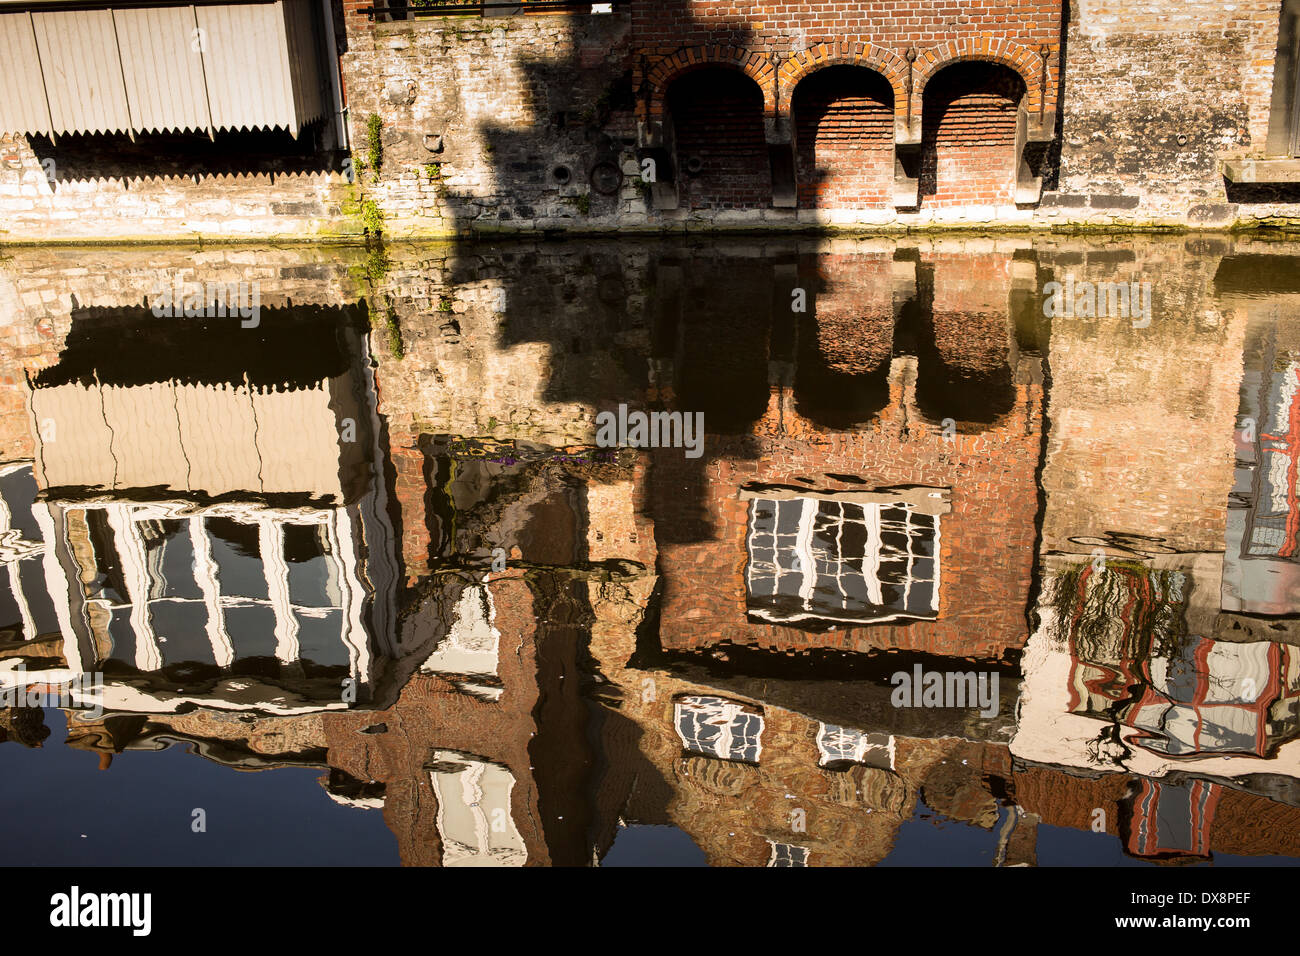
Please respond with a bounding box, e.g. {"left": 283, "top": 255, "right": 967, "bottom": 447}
{"left": 0, "top": 463, "right": 50, "bottom": 642}
{"left": 745, "top": 496, "right": 941, "bottom": 626}
{"left": 766, "top": 841, "right": 809, "bottom": 867}
{"left": 76, "top": 502, "right": 354, "bottom": 672}
{"left": 816, "top": 722, "right": 895, "bottom": 769}
{"left": 674, "top": 695, "right": 764, "bottom": 764}
{"left": 1245, "top": 358, "right": 1300, "bottom": 559}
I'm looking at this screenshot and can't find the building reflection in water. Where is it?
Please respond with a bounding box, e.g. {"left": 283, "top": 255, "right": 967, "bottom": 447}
{"left": 1, "top": 305, "right": 402, "bottom": 718}
{"left": 0, "top": 238, "right": 1299, "bottom": 866}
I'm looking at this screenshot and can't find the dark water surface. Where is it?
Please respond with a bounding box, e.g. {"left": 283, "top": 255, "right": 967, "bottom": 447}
{"left": 2, "top": 234, "right": 1299, "bottom": 866}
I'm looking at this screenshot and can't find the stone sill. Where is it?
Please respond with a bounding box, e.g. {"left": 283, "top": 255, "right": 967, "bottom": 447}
{"left": 1223, "top": 158, "right": 1300, "bottom": 184}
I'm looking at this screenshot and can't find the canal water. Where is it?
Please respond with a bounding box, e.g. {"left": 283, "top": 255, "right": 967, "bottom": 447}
{"left": 1, "top": 233, "right": 1298, "bottom": 866}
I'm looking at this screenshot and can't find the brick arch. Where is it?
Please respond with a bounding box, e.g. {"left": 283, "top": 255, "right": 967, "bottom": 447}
{"left": 779, "top": 43, "right": 909, "bottom": 115}
{"left": 918, "top": 57, "right": 1029, "bottom": 208}
{"left": 788, "top": 62, "right": 898, "bottom": 211}
{"left": 644, "top": 46, "right": 776, "bottom": 127}
{"left": 914, "top": 39, "right": 1049, "bottom": 114}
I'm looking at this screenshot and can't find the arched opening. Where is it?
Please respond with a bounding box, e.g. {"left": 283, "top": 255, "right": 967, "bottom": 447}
{"left": 793, "top": 313, "right": 893, "bottom": 428}
{"left": 792, "top": 66, "right": 895, "bottom": 210}
{"left": 920, "top": 61, "right": 1026, "bottom": 207}
{"left": 913, "top": 303, "right": 1017, "bottom": 427}
{"left": 666, "top": 67, "right": 771, "bottom": 209}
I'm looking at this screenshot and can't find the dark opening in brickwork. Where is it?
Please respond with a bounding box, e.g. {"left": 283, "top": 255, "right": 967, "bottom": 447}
{"left": 668, "top": 68, "right": 772, "bottom": 210}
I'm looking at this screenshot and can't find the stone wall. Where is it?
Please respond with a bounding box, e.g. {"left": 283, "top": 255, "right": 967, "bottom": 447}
{"left": 1047, "top": 0, "right": 1294, "bottom": 228}
{"left": 329, "top": 1, "right": 1300, "bottom": 235}
{"left": 337, "top": 12, "right": 641, "bottom": 237}
{"left": 0, "top": 132, "right": 355, "bottom": 244}
{"left": 1034, "top": 235, "right": 1255, "bottom": 555}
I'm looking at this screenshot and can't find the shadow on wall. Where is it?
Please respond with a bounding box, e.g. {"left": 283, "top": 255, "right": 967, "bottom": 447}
{"left": 25, "top": 126, "right": 350, "bottom": 188}
{"left": 410, "top": 3, "right": 1050, "bottom": 224}
{"left": 793, "top": 65, "right": 895, "bottom": 212}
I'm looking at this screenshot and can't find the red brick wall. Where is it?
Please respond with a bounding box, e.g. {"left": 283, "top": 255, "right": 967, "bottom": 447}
{"left": 631, "top": 4, "right": 1058, "bottom": 210}
{"left": 916, "top": 250, "right": 1020, "bottom": 422}
{"left": 340, "top": 2, "right": 1063, "bottom": 221}
{"left": 651, "top": 247, "right": 1042, "bottom": 660}
{"left": 794, "top": 67, "right": 894, "bottom": 210}
{"left": 340, "top": 0, "right": 369, "bottom": 35}
{"left": 635, "top": 1, "right": 1061, "bottom": 125}
{"left": 793, "top": 252, "right": 895, "bottom": 425}
{"left": 385, "top": 429, "right": 432, "bottom": 587}
{"left": 805, "top": 253, "right": 895, "bottom": 374}
{"left": 651, "top": 394, "right": 1043, "bottom": 661}
{"left": 630, "top": 1, "right": 1061, "bottom": 48}
{"left": 647, "top": 249, "right": 1040, "bottom": 664}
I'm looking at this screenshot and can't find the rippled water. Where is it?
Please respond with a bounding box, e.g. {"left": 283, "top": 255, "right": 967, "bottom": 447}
{"left": 2, "top": 234, "right": 1299, "bottom": 866}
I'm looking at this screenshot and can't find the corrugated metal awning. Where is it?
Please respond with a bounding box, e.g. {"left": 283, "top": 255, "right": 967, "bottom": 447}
{"left": 0, "top": 0, "right": 329, "bottom": 138}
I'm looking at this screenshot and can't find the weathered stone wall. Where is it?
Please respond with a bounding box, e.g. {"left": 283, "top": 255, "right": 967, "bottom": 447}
{"left": 1034, "top": 235, "right": 1255, "bottom": 555}
{"left": 0, "top": 133, "right": 355, "bottom": 243}
{"left": 329, "top": 2, "right": 1300, "bottom": 234}
{"left": 336, "top": 3, "right": 1062, "bottom": 233}
{"left": 338, "top": 13, "right": 642, "bottom": 237}
{"left": 1047, "top": 0, "right": 1292, "bottom": 227}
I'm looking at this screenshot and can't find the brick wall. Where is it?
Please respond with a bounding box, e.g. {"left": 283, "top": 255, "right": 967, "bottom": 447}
{"left": 632, "top": 0, "right": 1061, "bottom": 118}
{"left": 648, "top": 245, "right": 1044, "bottom": 662}
{"left": 650, "top": 385, "right": 1044, "bottom": 661}
{"left": 583, "top": 608, "right": 1024, "bottom": 865}
{"left": 337, "top": 2, "right": 1066, "bottom": 233}
{"left": 322, "top": 575, "right": 556, "bottom": 866}
{"left": 670, "top": 70, "right": 773, "bottom": 210}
